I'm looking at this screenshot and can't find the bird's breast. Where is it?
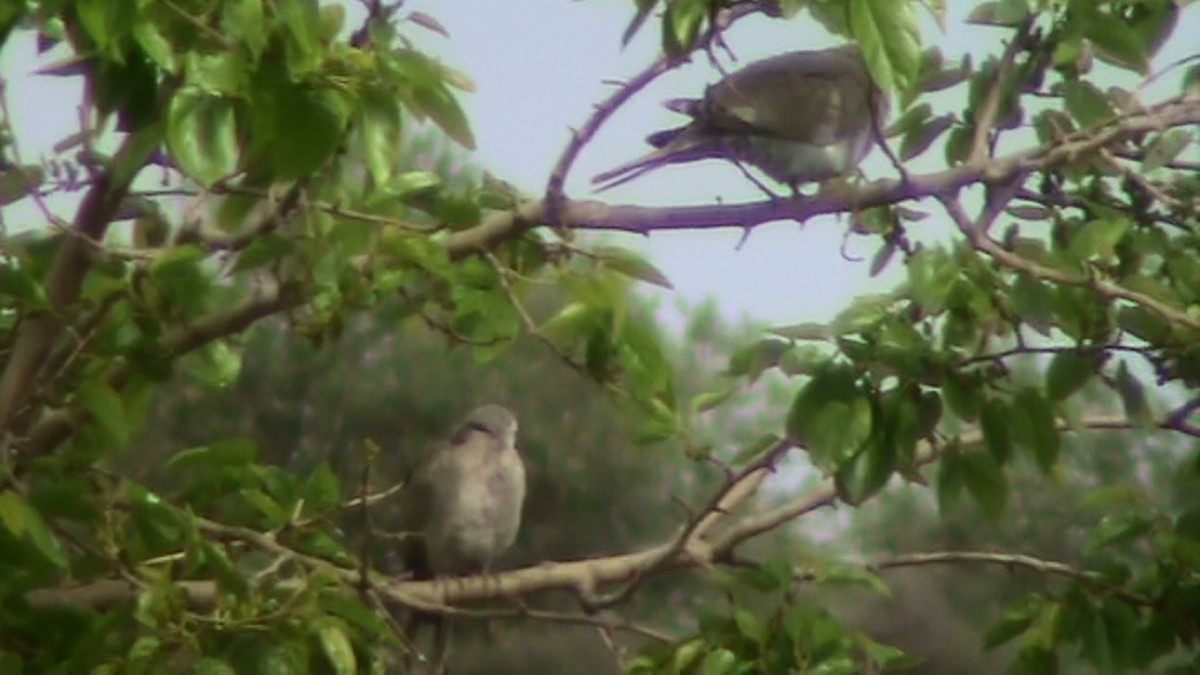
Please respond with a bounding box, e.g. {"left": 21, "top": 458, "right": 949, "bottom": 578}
{"left": 731, "top": 130, "right": 873, "bottom": 186}
{"left": 426, "top": 451, "right": 525, "bottom": 574}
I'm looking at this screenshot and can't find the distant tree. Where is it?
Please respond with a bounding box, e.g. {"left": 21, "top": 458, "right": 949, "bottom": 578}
{"left": 0, "top": 1, "right": 1197, "bottom": 674}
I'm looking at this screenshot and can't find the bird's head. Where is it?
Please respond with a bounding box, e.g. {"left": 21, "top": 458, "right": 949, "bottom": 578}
{"left": 458, "top": 404, "right": 519, "bottom": 449}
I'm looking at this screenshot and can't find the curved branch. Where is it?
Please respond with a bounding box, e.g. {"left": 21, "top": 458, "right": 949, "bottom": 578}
{"left": 542, "top": 3, "right": 766, "bottom": 223}
{"left": 0, "top": 121, "right": 166, "bottom": 427}
{"left": 447, "top": 98, "right": 1200, "bottom": 254}
{"left": 20, "top": 285, "right": 302, "bottom": 457}
{"left": 871, "top": 551, "right": 1155, "bottom": 609}
{"left": 24, "top": 414, "right": 1186, "bottom": 614}
{"left": 940, "top": 196, "right": 1200, "bottom": 334}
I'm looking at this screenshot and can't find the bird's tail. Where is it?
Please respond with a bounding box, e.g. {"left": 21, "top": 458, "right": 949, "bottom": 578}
{"left": 591, "top": 127, "right": 720, "bottom": 192}
{"left": 590, "top": 97, "right": 707, "bottom": 192}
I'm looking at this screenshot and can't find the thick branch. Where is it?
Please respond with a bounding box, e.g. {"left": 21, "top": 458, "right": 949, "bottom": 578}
{"left": 542, "top": 3, "right": 765, "bottom": 223}
{"left": 447, "top": 98, "right": 1200, "bottom": 251}
{"left": 24, "top": 415, "right": 1179, "bottom": 614}
{"left": 21, "top": 285, "right": 301, "bottom": 456}
{"left": 0, "top": 126, "right": 163, "bottom": 426}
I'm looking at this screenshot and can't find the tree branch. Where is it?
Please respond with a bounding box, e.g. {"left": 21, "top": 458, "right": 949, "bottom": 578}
{"left": 24, "top": 415, "right": 1182, "bottom": 615}
{"left": 0, "top": 122, "right": 165, "bottom": 427}
{"left": 20, "top": 285, "right": 302, "bottom": 457}
{"left": 542, "top": 3, "right": 765, "bottom": 223}
{"left": 445, "top": 98, "right": 1200, "bottom": 256}
{"left": 940, "top": 196, "right": 1200, "bottom": 333}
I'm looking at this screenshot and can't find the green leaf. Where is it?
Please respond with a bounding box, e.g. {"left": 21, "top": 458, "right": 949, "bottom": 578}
{"left": 1045, "top": 351, "right": 1095, "bottom": 401}
{"left": 1076, "top": 6, "right": 1148, "bottom": 73}
{"left": 1174, "top": 507, "right": 1200, "bottom": 541}
{"left": 0, "top": 1, "right": 24, "bottom": 44}
{"left": 148, "top": 244, "right": 212, "bottom": 314}
{"left": 389, "top": 170, "right": 441, "bottom": 199}
{"left": 313, "top": 618, "right": 356, "bottom": 675}
{"left": 787, "top": 366, "right": 874, "bottom": 470}
{"left": 76, "top": 0, "right": 135, "bottom": 54}
{"left": 1011, "top": 388, "right": 1060, "bottom": 472}
{"left": 232, "top": 233, "right": 294, "bottom": 272}
{"left": 167, "top": 88, "right": 240, "bottom": 186}
{"left": 1141, "top": 129, "right": 1193, "bottom": 172}
{"left": 1068, "top": 217, "right": 1131, "bottom": 263}
{"left": 0, "top": 490, "right": 29, "bottom": 537}
{"left": 79, "top": 379, "right": 130, "bottom": 448}
{"left": 835, "top": 434, "right": 896, "bottom": 506}
{"left": 979, "top": 398, "right": 1013, "bottom": 464}
{"left": 411, "top": 82, "right": 476, "bottom": 150}
{"left": 186, "top": 51, "right": 246, "bottom": 95}
{"left": 729, "top": 433, "right": 783, "bottom": 465}
{"left": 1011, "top": 273, "right": 1056, "bottom": 333}
{"left": 961, "top": 451, "right": 1007, "bottom": 522}
{"left": 831, "top": 293, "right": 896, "bottom": 334}
{"left": 303, "top": 463, "right": 341, "bottom": 515}
{"left": 253, "top": 641, "right": 310, "bottom": 675}
{"left": 907, "top": 248, "right": 957, "bottom": 312}
{"left": 816, "top": 562, "right": 891, "bottom": 596}
{"left": 279, "top": 0, "right": 323, "bottom": 73}
{"left": 168, "top": 438, "right": 258, "bottom": 470}
{"left": 692, "top": 386, "right": 737, "bottom": 414}
{"left": 734, "top": 609, "right": 768, "bottom": 647}
{"left": 849, "top": 0, "right": 922, "bottom": 100}
{"left": 944, "top": 124, "right": 972, "bottom": 165}
{"left": 663, "top": 0, "right": 706, "bottom": 56}
{"left": 359, "top": 91, "right": 404, "bottom": 187}
{"left": 984, "top": 596, "right": 1040, "bottom": 649}
{"left": 132, "top": 19, "right": 178, "bottom": 73}
{"left": 965, "top": 0, "right": 1029, "bottom": 27}
{"left": 194, "top": 658, "right": 237, "bottom": 675}
{"left": 127, "top": 636, "right": 160, "bottom": 675}
{"left": 272, "top": 85, "right": 349, "bottom": 179}
{"left": 0, "top": 490, "right": 68, "bottom": 569}
{"left": 901, "top": 113, "right": 954, "bottom": 161}
{"left": 672, "top": 639, "right": 705, "bottom": 673}
{"left": 727, "top": 337, "right": 791, "bottom": 381}
{"left": 701, "top": 648, "right": 737, "bottom": 675}
{"left": 1062, "top": 80, "right": 1114, "bottom": 128}
{"left": 1088, "top": 512, "right": 1153, "bottom": 552}
{"left": 0, "top": 264, "right": 48, "bottom": 307}
{"left": 1076, "top": 0, "right": 1177, "bottom": 74}
{"left": 1183, "top": 63, "right": 1200, "bottom": 98}
{"left": 885, "top": 101, "right": 931, "bottom": 137}
{"left": 942, "top": 374, "right": 980, "bottom": 422}
{"left": 223, "top": 0, "right": 268, "bottom": 59}
{"left": 1117, "top": 306, "right": 1169, "bottom": 344}
{"left": 1113, "top": 362, "right": 1154, "bottom": 428}
{"left": 593, "top": 246, "right": 674, "bottom": 290}
{"left": 936, "top": 444, "right": 963, "bottom": 514}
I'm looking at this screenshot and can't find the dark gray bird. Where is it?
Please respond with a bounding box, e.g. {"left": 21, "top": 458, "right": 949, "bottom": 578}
{"left": 399, "top": 404, "right": 526, "bottom": 673}
{"left": 593, "top": 45, "right": 890, "bottom": 193}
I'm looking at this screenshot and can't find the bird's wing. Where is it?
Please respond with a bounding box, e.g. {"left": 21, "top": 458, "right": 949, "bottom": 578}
{"left": 397, "top": 440, "right": 461, "bottom": 578}
{"left": 706, "top": 48, "right": 875, "bottom": 145}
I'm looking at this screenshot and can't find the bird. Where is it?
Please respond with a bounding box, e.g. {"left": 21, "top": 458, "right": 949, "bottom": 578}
{"left": 592, "top": 45, "right": 890, "bottom": 194}
{"left": 398, "top": 404, "right": 527, "bottom": 673}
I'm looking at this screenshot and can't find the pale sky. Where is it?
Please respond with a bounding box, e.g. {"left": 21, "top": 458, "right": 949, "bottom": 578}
{"left": 2, "top": 1, "right": 1197, "bottom": 329}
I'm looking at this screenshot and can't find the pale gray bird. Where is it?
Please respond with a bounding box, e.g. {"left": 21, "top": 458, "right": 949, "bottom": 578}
{"left": 593, "top": 45, "right": 890, "bottom": 193}
{"left": 399, "top": 404, "right": 526, "bottom": 673}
